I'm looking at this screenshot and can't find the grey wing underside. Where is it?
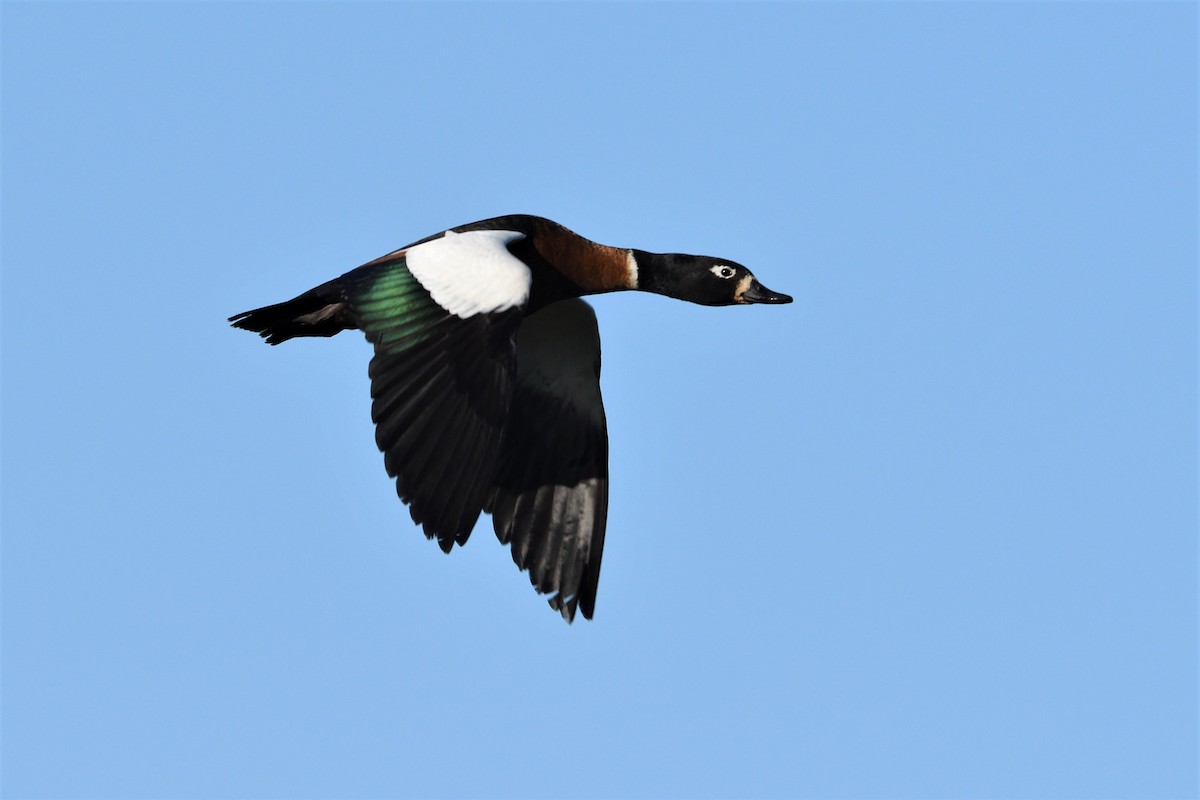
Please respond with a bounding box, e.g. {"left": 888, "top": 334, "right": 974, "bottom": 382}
{"left": 486, "top": 299, "right": 610, "bottom": 622}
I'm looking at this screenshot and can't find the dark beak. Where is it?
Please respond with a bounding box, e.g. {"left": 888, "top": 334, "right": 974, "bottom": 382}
{"left": 741, "top": 279, "right": 793, "bottom": 304}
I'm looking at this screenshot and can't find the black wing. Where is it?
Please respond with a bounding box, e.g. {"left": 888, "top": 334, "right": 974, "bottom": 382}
{"left": 487, "top": 299, "right": 609, "bottom": 622}
{"left": 342, "top": 255, "right": 523, "bottom": 552}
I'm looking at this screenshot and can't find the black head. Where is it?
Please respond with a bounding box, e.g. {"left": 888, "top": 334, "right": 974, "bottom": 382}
{"left": 631, "top": 250, "right": 793, "bottom": 306}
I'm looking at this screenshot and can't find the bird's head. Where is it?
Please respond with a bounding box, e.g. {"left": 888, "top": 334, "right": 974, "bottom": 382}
{"left": 630, "top": 250, "right": 792, "bottom": 306}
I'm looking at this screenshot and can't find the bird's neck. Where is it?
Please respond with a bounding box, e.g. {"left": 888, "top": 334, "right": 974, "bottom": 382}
{"left": 528, "top": 219, "right": 639, "bottom": 296}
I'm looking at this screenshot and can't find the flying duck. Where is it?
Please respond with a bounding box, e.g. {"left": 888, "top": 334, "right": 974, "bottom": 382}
{"left": 230, "top": 214, "right": 791, "bottom": 621}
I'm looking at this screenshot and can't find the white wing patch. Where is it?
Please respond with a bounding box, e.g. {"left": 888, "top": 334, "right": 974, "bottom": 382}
{"left": 405, "top": 229, "right": 532, "bottom": 318}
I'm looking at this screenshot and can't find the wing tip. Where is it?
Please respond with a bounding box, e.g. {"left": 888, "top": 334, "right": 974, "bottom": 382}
{"left": 548, "top": 592, "right": 581, "bottom": 624}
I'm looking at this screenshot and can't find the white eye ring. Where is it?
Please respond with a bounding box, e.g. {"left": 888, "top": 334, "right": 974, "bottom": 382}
{"left": 711, "top": 265, "right": 736, "bottom": 279}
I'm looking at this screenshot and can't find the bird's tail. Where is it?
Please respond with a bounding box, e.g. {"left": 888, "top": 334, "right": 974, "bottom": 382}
{"left": 229, "top": 280, "right": 353, "bottom": 345}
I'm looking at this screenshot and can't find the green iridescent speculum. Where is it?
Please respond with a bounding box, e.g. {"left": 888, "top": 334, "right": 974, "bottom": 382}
{"left": 355, "top": 260, "right": 443, "bottom": 348}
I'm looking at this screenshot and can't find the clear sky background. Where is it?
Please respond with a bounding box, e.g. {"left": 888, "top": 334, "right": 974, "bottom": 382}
{"left": 2, "top": 3, "right": 1195, "bottom": 799}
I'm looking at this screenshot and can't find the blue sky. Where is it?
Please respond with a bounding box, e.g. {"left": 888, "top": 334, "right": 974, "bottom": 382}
{"left": 2, "top": 3, "right": 1195, "bottom": 799}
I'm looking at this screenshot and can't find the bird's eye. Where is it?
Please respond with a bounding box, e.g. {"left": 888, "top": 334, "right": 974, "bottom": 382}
{"left": 711, "top": 265, "right": 736, "bottom": 279}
